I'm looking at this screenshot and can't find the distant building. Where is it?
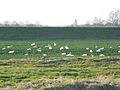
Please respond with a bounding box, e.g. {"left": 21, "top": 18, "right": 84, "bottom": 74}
{"left": 71, "top": 19, "right": 79, "bottom": 27}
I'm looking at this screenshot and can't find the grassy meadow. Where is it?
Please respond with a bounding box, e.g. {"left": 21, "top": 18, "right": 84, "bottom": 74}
{"left": 0, "top": 40, "right": 120, "bottom": 89}
{"left": 0, "top": 27, "right": 120, "bottom": 89}
{"left": 0, "top": 40, "right": 120, "bottom": 59}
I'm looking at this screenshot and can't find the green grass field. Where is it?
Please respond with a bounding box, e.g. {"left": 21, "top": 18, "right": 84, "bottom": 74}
{"left": 0, "top": 40, "right": 120, "bottom": 59}
{"left": 0, "top": 40, "right": 120, "bottom": 89}
{"left": 0, "top": 27, "right": 120, "bottom": 89}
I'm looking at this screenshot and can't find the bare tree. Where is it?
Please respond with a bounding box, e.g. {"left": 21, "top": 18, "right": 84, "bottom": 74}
{"left": 92, "top": 17, "right": 105, "bottom": 26}
{"left": 4, "top": 21, "right": 11, "bottom": 26}
{"left": 107, "top": 9, "right": 120, "bottom": 26}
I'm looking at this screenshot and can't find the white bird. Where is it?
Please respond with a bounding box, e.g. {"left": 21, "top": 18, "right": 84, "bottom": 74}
{"left": 109, "top": 46, "right": 112, "bottom": 49}
{"left": 66, "top": 52, "right": 74, "bottom": 56}
{"left": 2, "top": 47, "right": 6, "bottom": 50}
{"left": 45, "top": 44, "right": 52, "bottom": 50}
{"left": 8, "top": 50, "right": 14, "bottom": 54}
{"left": 25, "top": 53, "right": 29, "bottom": 56}
{"left": 90, "top": 50, "right": 93, "bottom": 53}
{"left": 118, "top": 50, "right": 120, "bottom": 53}
{"left": 43, "top": 54, "right": 47, "bottom": 57}
{"left": 7, "top": 45, "right": 13, "bottom": 48}
{"left": 96, "top": 49, "right": 101, "bottom": 52}
{"left": 45, "top": 44, "right": 50, "bottom": 47}
{"left": 95, "top": 46, "right": 98, "bottom": 48}
{"left": 37, "top": 49, "right": 42, "bottom": 52}
{"left": 82, "top": 54, "right": 87, "bottom": 56}
{"left": 27, "top": 48, "right": 31, "bottom": 51}
{"left": 31, "top": 43, "right": 35, "bottom": 46}
{"left": 100, "top": 47, "right": 104, "bottom": 50}
{"left": 60, "top": 46, "right": 64, "bottom": 50}
{"left": 86, "top": 48, "right": 89, "bottom": 50}
{"left": 61, "top": 53, "right": 66, "bottom": 55}
{"left": 33, "top": 45, "right": 37, "bottom": 48}
{"left": 53, "top": 42, "right": 57, "bottom": 46}
{"left": 65, "top": 45, "right": 69, "bottom": 50}
{"left": 48, "top": 46, "right": 52, "bottom": 50}
{"left": 99, "top": 54, "right": 105, "bottom": 56}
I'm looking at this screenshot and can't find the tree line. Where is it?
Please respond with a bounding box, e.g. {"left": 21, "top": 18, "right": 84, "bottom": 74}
{"left": 85, "top": 9, "right": 120, "bottom": 26}
{"left": 0, "top": 9, "right": 120, "bottom": 27}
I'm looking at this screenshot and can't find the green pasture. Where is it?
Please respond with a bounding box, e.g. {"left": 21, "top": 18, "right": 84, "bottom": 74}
{"left": 0, "top": 40, "right": 120, "bottom": 59}
{"left": 0, "top": 27, "right": 120, "bottom": 89}
{"left": 0, "top": 40, "right": 119, "bottom": 89}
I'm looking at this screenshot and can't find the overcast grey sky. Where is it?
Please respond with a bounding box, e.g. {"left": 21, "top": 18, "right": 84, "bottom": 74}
{"left": 0, "top": 0, "right": 120, "bottom": 26}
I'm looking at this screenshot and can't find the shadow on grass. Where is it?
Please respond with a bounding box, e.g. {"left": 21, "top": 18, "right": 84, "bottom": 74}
{"left": 34, "top": 59, "right": 70, "bottom": 67}
{"left": 41, "top": 59, "right": 70, "bottom": 65}
{"left": 45, "top": 82, "right": 120, "bottom": 90}
{"left": 93, "top": 58, "right": 120, "bottom": 64}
